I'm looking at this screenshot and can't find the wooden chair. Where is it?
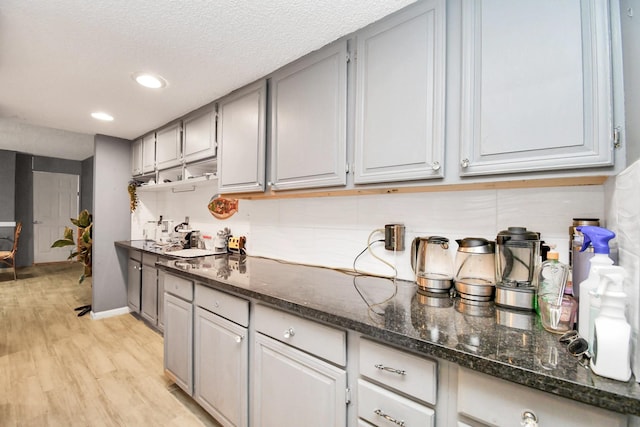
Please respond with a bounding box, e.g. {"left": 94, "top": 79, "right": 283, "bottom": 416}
{"left": 0, "top": 222, "right": 22, "bottom": 280}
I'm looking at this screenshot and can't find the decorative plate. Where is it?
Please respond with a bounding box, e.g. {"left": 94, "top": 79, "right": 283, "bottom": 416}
{"left": 208, "top": 195, "right": 239, "bottom": 219}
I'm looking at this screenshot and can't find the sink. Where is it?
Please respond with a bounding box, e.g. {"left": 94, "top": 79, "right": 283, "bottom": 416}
{"left": 165, "top": 248, "right": 221, "bottom": 258}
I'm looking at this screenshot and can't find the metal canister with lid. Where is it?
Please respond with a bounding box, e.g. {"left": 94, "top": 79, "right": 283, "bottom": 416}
{"left": 570, "top": 218, "right": 599, "bottom": 301}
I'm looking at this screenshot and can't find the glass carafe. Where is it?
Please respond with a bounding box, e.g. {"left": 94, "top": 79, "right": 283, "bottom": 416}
{"left": 411, "top": 236, "right": 453, "bottom": 293}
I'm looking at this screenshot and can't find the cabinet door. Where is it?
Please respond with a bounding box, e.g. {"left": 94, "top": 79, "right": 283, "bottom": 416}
{"left": 183, "top": 109, "right": 216, "bottom": 163}
{"left": 157, "top": 270, "right": 165, "bottom": 332}
{"left": 142, "top": 133, "right": 156, "bottom": 174}
{"left": 252, "top": 333, "right": 347, "bottom": 427}
{"left": 459, "top": 0, "right": 613, "bottom": 176}
{"left": 131, "top": 139, "right": 143, "bottom": 176}
{"left": 140, "top": 265, "right": 158, "bottom": 325}
{"left": 127, "top": 258, "right": 141, "bottom": 312}
{"left": 217, "top": 80, "right": 267, "bottom": 194}
{"left": 194, "top": 307, "right": 248, "bottom": 427}
{"left": 354, "top": 0, "right": 446, "bottom": 184}
{"left": 164, "top": 293, "right": 193, "bottom": 395}
{"left": 156, "top": 123, "right": 182, "bottom": 170}
{"left": 270, "top": 41, "right": 348, "bottom": 190}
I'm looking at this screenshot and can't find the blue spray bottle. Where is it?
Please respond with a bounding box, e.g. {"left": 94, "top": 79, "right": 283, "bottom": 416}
{"left": 576, "top": 226, "right": 615, "bottom": 349}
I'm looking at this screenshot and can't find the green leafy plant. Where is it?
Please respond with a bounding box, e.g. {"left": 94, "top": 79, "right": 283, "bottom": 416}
{"left": 51, "top": 209, "right": 93, "bottom": 283}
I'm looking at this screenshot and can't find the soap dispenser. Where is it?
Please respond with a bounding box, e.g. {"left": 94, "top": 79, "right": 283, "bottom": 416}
{"left": 590, "top": 266, "right": 631, "bottom": 382}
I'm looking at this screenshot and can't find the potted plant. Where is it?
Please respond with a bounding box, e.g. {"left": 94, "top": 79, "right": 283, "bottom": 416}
{"left": 51, "top": 209, "right": 93, "bottom": 283}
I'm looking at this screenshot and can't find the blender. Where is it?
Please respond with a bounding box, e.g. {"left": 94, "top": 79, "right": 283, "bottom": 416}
{"left": 494, "top": 227, "right": 541, "bottom": 311}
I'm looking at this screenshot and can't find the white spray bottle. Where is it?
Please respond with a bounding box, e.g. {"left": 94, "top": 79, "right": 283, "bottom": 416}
{"left": 576, "top": 226, "right": 615, "bottom": 349}
{"left": 590, "top": 267, "right": 631, "bottom": 382}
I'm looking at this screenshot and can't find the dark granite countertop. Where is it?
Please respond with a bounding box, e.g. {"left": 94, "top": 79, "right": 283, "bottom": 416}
{"left": 116, "top": 240, "right": 640, "bottom": 416}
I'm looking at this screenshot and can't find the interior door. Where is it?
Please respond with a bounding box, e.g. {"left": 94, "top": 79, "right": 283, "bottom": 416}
{"left": 33, "top": 171, "right": 79, "bottom": 263}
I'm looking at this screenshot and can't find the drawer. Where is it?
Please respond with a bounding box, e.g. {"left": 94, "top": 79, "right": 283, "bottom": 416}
{"left": 164, "top": 273, "right": 193, "bottom": 301}
{"left": 254, "top": 304, "right": 346, "bottom": 366}
{"left": 129, "top": 249, "right": 142, "bottom": 262}
{"left": 360, "top": 338, "right": 437, "bottom": 405}
{"left": 142, "top": 252, "right": 158, "bottom": 267}
{"left": 457, "top": 368, "right": 627, "bottom": 427}
{"left": 358, "top": 379, "right": 434, "bottom": 427}
{"left": 195, "top": 284, "right": 249, "bottom": 327}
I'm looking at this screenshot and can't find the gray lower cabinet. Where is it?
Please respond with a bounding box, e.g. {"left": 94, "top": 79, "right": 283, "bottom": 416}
{"left": 127, "top": 256, "right": 141, "bottom": 313}
{"left": 269, "top": 40, "right": 348, "bottom": 191}
{"left": 194, "top": 307, "right": 248, "bottom": 427}
{"left": 252, "top": 333, "right": 347, "bottom": 427}
{"left": 457, "top": 368, "right": 626, "bottom": 426}
{"left": 217, "top": 80, "right": 267, "bottom": 194}
{"left": 252, "top": 304, "right": 347, "bottom": 427}
{"left": 459, "top": 0, "right": 614, "bottom": 176}
{"left": 194, "top": 284, "right": 249, "bottom": 427}
{"left": 140, "top": 254, "right": 158, "bottom": 325}
{"left": 354, "top": 0, "right": 446, "bottom": 184}
{"left": 163, "top": 274, "right": 194, "bottom": 395}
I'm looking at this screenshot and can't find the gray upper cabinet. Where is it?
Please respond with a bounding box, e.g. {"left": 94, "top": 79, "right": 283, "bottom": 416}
{"left": 142, "top": 133, "right": 156, "bottom": 174}
{"left": 270, "top": 41, "right": 348, "bottom": 191}
{"left": 131, "top": 138, "right": 143, "bottom": 176}
{"left": 459, "top": 0, "right": 614, "bottom": 176}
{"left": 183, "top": 109, "right": 216, "bottom": 164}
{"left": 354, "top": 0, "right": 446, "bottom": 184}
{"left": 156, "top": 123, "right": 183, "bottom": 170}
{"left": 217, "top": 80, "right": 267, "bottom": 194}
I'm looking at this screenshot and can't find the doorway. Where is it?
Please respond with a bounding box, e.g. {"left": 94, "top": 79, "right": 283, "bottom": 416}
{"left": 33, "top": 171, "right": 79, "bottom": 263}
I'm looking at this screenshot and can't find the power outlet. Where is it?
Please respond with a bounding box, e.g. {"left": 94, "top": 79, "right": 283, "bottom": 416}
{"left": 384, "top": 224, "right": 405, "bottom": 251}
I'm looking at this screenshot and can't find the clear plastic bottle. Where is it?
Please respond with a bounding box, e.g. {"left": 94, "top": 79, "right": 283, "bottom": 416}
{"left": 537, "top": 251, "right": 574, "bottom": 333}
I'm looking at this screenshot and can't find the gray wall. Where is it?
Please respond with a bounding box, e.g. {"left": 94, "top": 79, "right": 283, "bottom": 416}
{"left": 0, "top": 150, "right": 16, "bottom": 252}
{"left": 81, "top": 156, "right": 94, "bottom": 212}
{"left": 92, "top": 134, "right": 131, "bottom": 314}
{"left": 14, "top": 153, "right": 33, "bottom": 266}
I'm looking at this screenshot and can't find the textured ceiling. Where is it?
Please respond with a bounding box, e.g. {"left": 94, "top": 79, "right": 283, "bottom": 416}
{"left": 0, "top": 0, "right": 416, "bottom": 160}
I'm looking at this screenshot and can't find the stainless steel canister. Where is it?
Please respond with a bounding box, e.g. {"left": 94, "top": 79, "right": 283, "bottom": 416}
{"left": 570, "top": 218, "right": 599, "bottom": 300}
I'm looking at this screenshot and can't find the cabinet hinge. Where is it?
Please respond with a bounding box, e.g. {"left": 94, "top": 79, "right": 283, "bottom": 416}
{"left": 345, "top": 387, "right": 351, "bottom": 405}
{"left": 345, "top": 163, "right": 350, "bottom": 174}
{"left": 613, "top": 126, "right": 621, "bottom": 149}
{"left": 346, "top": 51, "right": 356, "bottom": 63}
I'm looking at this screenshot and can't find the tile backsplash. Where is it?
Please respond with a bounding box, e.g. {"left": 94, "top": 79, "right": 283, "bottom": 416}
{"left": 133, "top": 183, "right": 605, "bottom": 281}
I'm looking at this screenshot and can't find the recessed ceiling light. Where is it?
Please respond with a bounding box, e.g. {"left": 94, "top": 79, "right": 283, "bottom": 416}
{"left": 133, "top": 72, "right": 167, "bottom": 89}
{"left": 91, "top": 112, "right": 114, "bottom": 121}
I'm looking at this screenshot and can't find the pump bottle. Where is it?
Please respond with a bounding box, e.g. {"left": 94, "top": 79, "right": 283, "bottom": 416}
{"left": 590, "top": 267, "right": 631, "bottom": 381}
{"left": 575, "top": 226, "right": 615, "bottom": 348}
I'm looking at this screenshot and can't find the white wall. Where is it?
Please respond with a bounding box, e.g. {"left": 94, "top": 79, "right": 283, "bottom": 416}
{"left": 133, "top": 184, "right": 605, "bottom": 282}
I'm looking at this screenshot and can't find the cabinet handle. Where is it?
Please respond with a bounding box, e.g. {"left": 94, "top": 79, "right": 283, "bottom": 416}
{"left": 431, "top": 161, "right": 441, "bottom": 171}
{"left": 521, "top": 410, "right": 538, "bottom": 426}
{"left": 461, "top": 158, "right": 470, "bottom": 168}
{"left": 374, "top": 364, "right": 406, "bottom": 376}
{"left": 234, "top": 335, "right": 243, "bottom": 343}
{"left": 283, "top": 327, "right": 295, "bottom": 339}
{"left": 374, "top": 409, "right": 405, "bottom": 427}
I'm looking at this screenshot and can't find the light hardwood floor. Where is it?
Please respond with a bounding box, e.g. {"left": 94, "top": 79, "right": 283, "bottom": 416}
{"left": 0, "top": 263, "right": 221, "bottom": 427}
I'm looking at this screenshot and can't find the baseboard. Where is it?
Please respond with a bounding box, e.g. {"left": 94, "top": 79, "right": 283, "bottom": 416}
{"left": 90, "top": 306, "right": 131, "bottom": 320}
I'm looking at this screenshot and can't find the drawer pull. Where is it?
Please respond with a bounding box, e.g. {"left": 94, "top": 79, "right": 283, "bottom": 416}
{"left": 235, "top": 335, "right": 243, "bottom": 344}
{"left": 283, "top": 327, "right": 295, "bottom": 339}
{"left": 521, "top": 410, "right": 538, "bottom": 426}
{"left": 374, "top": 409, "right": 405, "bottom": 427}
{"left": 374, "top": 364, "right": 406, "bottom": 376}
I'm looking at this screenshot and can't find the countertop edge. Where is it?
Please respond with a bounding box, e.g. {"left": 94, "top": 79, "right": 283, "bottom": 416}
{"left": 116, "top": 241, "right": 640, "bottom": 416}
